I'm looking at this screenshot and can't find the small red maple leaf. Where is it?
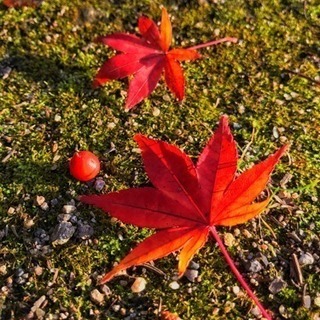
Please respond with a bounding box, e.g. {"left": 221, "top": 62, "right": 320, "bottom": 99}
{"left": 81, "top": 116, "right": 288, "bottom": 319}
{"left": 94, "top": 8, "right": 237, "bottom": 110}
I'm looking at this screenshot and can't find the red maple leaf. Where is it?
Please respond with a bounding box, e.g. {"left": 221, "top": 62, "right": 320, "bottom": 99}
{"left": 94, "top": 8, "right": 237, "bottom": 110}
{"left": 80, "top": 116, "right": 288, "bottom": 319}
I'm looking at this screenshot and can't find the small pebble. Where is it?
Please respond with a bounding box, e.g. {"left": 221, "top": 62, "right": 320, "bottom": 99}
{"left": 54, "top": 114, "right": 61, "bottom": 122}
{"left": 40, "top": 202, "right": 49, "bottom": 211}
{"left": 51, "top": 199, "right": 59, "bottom": 206}
{"left": 303, "top": 295, "right": 311, "bottom": 309}
{"left": 36, "top": 196, "right": 45, "bottom": 206}
{"left": 152, "top": 107, "right": 160, "bottom": 117}
{"left": 0, "top": 230, "right": 5, "bottom": 241}
{"left": 184, "top": 269, "right": 198, "bottom": 282}
{"left": 188, "top": 261, "right": 200, "bottom": 270}
{"left": 90, "top": 289, "right": 104, "bottom": 305}
{"left": 273, "top": 126, "right": 279, "bottom": 139}
{"left": 1, "top": 66, "right": 12, "bottom": 79}
{"left": 0, "top": 265, "right": 7, "bottom": 275}
{"left": 284, "top": 93, "right": 292, "bottom": 101}
{"left": 76, "top": 222, "right": 94, "bottom": 240}
{"left": 223, "top": 232, "right": 235, "bottom": 247}
{"left": 119, "top": 280, "right": 128, "bottom": 287}
{"left": 51, "top": 221, "right": 76, "bottom": 245}
{"left": 34, "top": 266, "right": 43, "bottom": 276}
{"left": 131, "top": 277, "right": 147, "bottom": 293}
{"left": 15, "top": 277, "right": 26, "bottom": 285}
{"left": 279, "top": 305, "right": 289, "bottom": 317}
{"left": 250, "top": 306, "right": 261, "bottom": 317}
{"left": 260, "top": 254, "right": 269, "bottom": 267}
{"left": 107, "top": 122, "right": 116, "bottom": 129}
{"left": 314, "top": 297, "right": 320, "bottom": 307}
{"left": 70, "top": 215, "right": 78, "bottom": 224}
{"left": 233, "top": 122, "right": 242, "bottom": 130}
{"left": 62, "top": 205, "right": 76, "bottom": 214}
{"left": 299, "top": 252, "right": 314, "bottom": 265}
{"left": 233, "top": 228, "right": 240, "bottom": 237}
{"left": 248, "top": 259, "right": 263, "bottom": 273}
{"left": 94, "top": 179, "right": 105, "bottom": 192}
{"left": 24, "top": 219, "right": 35, "bottom": 229}
{"left": 15, "top": 268, "right": 24, "bottom": 277}
{"left": 232, "top": 286, "right": 240, "bottom": 295}
{"left": 7, "top": 207, "right": 15, "bottom": 215}
{"left": 169, "top": 281, "right": 180, "bottom": 290}
{"left": 269, "top": 278, "right": 287, "bottom": 294}
{"left": 112, "top": 304, "right": 121, "bottom": 312}
{"left": 238, "top": 105, "right": 245, "bottom": 114}
{"left": 243, "top": 229, "right": 252, "bottom": 238}
{"left": 101, "top": 285, "right": 112, "bottom": 296}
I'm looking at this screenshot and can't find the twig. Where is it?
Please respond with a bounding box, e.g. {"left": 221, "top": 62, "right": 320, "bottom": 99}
{"left": 1, "top": 149, "right": 16, "bottom": 163}
{"left": 240, "top": 126, "right": 256, "bottom": 163}
{"left": 260, "top": 215, "right": 277, "bottom": 239}
{"left": 283, "top": 69, "right": 320, "bottom": 87}
{"left": 291, "top": 253, "right": 303, "bottom": 285}
{"left": 187, "top": 37, "right": 238, "bottom": 51}
{"left": 141, "top": 263, "right": 166, "bottom": 276}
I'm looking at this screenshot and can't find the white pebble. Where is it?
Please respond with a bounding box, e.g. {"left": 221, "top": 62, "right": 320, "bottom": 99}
{"left": 169, "top": 281, "right": 180, "bottom": 290}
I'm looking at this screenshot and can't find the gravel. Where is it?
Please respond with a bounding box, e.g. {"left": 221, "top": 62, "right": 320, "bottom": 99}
{"left": 51, "top": 221, "right": 76, "bottom": 245}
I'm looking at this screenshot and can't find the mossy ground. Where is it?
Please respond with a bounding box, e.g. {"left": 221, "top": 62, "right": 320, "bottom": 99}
{"left": 0, "top": 0, "right": 319, "bottom": 319}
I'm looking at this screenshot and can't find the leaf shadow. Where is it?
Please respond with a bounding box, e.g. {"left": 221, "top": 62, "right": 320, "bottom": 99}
{"left": 1, "top": 49, "right": 94, "bottom": 95}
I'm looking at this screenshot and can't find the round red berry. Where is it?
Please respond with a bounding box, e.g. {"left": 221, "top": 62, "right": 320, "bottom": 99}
{"left": 69, "top": 151, "right": 100, "bottom": 182}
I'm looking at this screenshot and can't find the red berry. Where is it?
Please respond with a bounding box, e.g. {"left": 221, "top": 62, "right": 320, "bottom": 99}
{"left": 69, "top": 151, "right": 100, "bottom": 182}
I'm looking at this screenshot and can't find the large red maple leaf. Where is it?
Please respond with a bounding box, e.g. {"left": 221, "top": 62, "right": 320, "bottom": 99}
{"left": 94, "top": 8, "right": 237, "bottom": 110}
{"left": 81, "top": 116, "right": 288, "bottom": 319}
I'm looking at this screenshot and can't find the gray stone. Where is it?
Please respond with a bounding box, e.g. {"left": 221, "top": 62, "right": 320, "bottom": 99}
{"left": 188, "top": 261, "right": 200, "bottom": 270}
{"left": 299, "top": 252, "right": 314, "bottom": 265}
{"left": 250, "top": 306, "right": 261, "bottom": 317}
{"left": 269, "top": 278, "right": 287, "bottom": 294}
{"left": 248, "top": 259, "right": 263, "bottom": 273}
{"left": 94, "top": 179, "right": 105, "bottom": 192}
{"left": 184, "top": 269, "right": 198, "bottom": 282}
{"left": 15, "top": 268, "right": 24, "bottom": 277}
{"left": 0, "top": 229, "right": 5, "bottom": 241}
{"left": 76, "top": 222, "right": 94, "bottom": 240}
{"left": 303, "top": 295, "right": 311, "bottom": 309}
{"left": 51, "top": 222, "right": 76, "bottom": 245}
{"left": 101, "top": 285, "right": 112, "bottom": 296}
{"left": 40, "top": 202, "right": 49, "bottom": 211}
{"left": 90, "top": 289, "right": 104, "bottom": 305}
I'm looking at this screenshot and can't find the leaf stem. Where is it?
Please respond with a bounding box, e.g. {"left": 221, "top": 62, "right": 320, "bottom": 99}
{"left": 209, "top": 226, "right": 273, "bottom": 320}
{"left": 187, "top": 37, "right": 238, "bottom": 51}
